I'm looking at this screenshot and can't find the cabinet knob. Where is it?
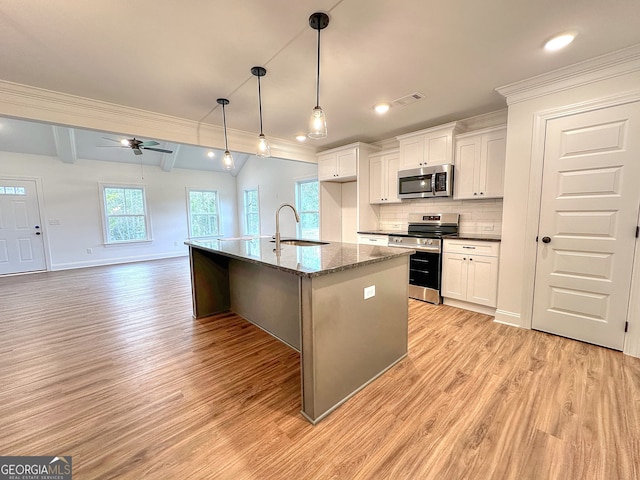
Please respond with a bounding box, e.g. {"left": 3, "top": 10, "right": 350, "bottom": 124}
{"left": 469, "top": 258, "right": 473, "bottom": 261}
{"left": 480, "top": 192, "right": 484, "bottom": 195}
{"left": 463, "top": 257, "right": 466, "bottom": 260}
{"left": 474, "top": 192, "right": 478, "bottom": 195}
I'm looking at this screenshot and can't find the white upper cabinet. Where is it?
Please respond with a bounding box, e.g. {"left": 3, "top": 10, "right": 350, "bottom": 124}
{"left": 369, "top": 150, "right": 401, "bottom": 204}
{"left": 396, "top": 122, "right": 461, "bottom": 169}
{"left": 318, "top": 146, "right": 357, "bottom": 182}
{"left": 454, "top": 126, "right": 507, "bottom": 199}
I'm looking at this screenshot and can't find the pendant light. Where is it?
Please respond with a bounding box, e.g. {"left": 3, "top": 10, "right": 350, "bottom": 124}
{"left": 251, "top": 66, "right": 271, "bottom": 157}
{"left": 308, "top": 12, "right": 329, "bottom": 139}
{"left": 217, "top": 98, "right": 234, "bottom": 170}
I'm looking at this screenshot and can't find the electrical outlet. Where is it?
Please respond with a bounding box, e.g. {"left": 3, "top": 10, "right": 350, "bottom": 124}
{"left": 364, "top": 285, "right": 376, "bottom": 299}
{"left": 48, "top": 219, "right": 60, "bottom": 225}
{"left": 86, "top": 248, "right": 93, "bottom": 254}
{"left": 483, "top": 224, "right": 494, "bottom": 231}
{"left": 174, "top": 241, "right": 179, "bottom": 246}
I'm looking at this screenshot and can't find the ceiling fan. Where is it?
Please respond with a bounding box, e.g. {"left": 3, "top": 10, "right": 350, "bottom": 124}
{"left": 99, "top": 137, "right": 173, "bottom": 155}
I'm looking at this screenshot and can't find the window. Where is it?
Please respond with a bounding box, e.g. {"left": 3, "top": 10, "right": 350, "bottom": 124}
{"left": 187, "top": 189, "right": 220, "bottom": 238}
{"left": 243, "top": 188, "right": 260, "bottom": 236}
{"left": 101, "top": 185, "right": 150, "bottom": 244}
{"left": 0, "top": 186, "right": 26, "bottom": 195}
{"left": 295, "top": 179, "right": 319, "bottom": 240}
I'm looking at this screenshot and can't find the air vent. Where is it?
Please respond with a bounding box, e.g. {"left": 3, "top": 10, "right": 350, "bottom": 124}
{"left": 391, "top": 92, "right": 426, "bottom": 107}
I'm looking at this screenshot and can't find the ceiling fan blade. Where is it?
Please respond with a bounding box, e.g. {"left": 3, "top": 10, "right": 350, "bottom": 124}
{"left": 142, "top": 147, "right": 173, "bottom": 154}
{"left": 133, "top": 148, "right": 143, "bottom": 155}
{"left": 140, "top": 140, "right": 160, "bottom": 147}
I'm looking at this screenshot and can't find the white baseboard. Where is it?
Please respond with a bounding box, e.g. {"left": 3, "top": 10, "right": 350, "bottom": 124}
{"left": 443, "top": 298, "right": 496, "bottom": 316}
{"left": 494, "top": 309, "right": 523, "bottom": 328}
{"left": 51, "top": 252, "right": 188, "bottom": 271}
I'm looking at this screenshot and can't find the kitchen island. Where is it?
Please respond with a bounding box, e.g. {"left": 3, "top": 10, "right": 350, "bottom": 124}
{"left": 186, "top": 238, "right": 413, "bottom": 424}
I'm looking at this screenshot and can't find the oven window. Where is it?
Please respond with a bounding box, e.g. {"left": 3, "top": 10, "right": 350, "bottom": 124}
{"left": 409, "top": 251, "right": 440, "bottom": 289}
{"left": 399, "top": 175, "right": 432, "bottom": 195}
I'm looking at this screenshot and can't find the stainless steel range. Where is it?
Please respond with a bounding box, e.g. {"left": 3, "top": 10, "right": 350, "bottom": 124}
{"left": 388, "top": 213, "right": 459, "bottom": 304}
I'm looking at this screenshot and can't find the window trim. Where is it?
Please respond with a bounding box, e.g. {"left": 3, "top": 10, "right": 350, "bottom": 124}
{"left": 186, "top": 188, "right": 222, "bottom": 239}
{"left": 99, "top": 183, "right": 152, "bottom": 245}
{"left": 243, "top": 186, "right": 260, "bottom": 236}
{"left": 295, "top": 177, "right": 320, "bottom": 240}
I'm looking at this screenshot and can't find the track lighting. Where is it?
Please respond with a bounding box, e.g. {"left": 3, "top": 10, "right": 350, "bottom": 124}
{"left": 251, "top": 66, "right": 271, "bottom": 157}
{"left": 308, "top": 12, "right": 329, "bottom": 139}
{"left": 217, "top": 98, "right": 234, "bottom": 170}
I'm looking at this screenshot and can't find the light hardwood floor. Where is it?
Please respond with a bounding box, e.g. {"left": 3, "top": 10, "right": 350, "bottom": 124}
{"left": 1, "top": 258, "right": 638, "bottom": 479}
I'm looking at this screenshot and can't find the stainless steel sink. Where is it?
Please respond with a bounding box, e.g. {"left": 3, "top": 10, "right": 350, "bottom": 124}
{"left": 269, "top": 239, "right": 329, "bottom": 246}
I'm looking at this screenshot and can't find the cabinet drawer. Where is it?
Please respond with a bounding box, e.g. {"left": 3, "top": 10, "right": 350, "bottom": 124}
{"left": 357, "top": 234, "right": 389, "bottom": 245}
{"left": 443, "top": 239, "right": 499, "bottom": 257}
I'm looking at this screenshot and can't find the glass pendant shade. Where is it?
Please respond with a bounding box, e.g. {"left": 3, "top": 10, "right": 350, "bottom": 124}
{"left": 222, "top": 150, "right": 234, "bottom": 170}
{"left": 257, "top": 133, "right": 270, "bottom": 157}
{"left": 308, "top": 106, "right": 327, "bottom": 139}
{"left": 308, "top": 12, "right": 330, "bottom": 139}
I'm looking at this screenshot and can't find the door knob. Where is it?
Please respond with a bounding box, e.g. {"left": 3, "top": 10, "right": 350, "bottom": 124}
{"left": 35, "top": 225, "right": 40, "bottom": 229}
{"left": 36, "top": 232, "right": 41, "bottom": 235}
{"left": 542, "top": 236, "right": 551, "bottom": 243}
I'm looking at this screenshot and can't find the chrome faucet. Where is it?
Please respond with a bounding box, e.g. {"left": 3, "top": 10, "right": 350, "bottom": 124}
{"left": 274, "top": 203, "right": 300, "bottom": 251}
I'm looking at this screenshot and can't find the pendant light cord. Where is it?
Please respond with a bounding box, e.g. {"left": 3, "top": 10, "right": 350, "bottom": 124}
{"left": 257, "top": 76, "right": 264, "bottom": 135}
{"left": 222, "top": 103, "right": 229, "bottom": 150}
{"left": 316, "top": 26, "right": 321, "bottom": 108}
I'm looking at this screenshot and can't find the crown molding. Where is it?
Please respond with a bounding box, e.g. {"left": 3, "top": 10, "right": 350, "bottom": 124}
{"left": 496, "top": 43, "right": 640, "bottom": 105}
{"left": 0, "top": 79, "right": 318, "bottom": 163}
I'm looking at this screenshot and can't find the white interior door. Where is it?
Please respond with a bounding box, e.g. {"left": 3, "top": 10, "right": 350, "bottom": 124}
{"left": 0, "top": 179, "right": 46, "bottom": 274}
{"left": 532, "top": 101, "right": 640, "bottom": 350}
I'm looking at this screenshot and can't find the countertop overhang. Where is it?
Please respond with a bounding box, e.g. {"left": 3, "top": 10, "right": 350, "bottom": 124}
{"left": 186, "top": 238, "right": 415, "bottom": 278}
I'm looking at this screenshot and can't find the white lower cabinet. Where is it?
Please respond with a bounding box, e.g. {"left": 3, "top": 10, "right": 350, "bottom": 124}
{"left": 357, "top": 234, "right": 389, "bottom": 245}
{"left": 442, "top": 239, "right": 500, "bottom": 308}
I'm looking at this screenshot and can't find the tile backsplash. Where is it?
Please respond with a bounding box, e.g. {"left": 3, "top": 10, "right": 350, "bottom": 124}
{"left": 379, "top": 198, "right": 503, "bottom": 235}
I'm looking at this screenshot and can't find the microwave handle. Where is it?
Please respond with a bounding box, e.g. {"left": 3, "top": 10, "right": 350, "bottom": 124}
{"left": 431, "top": 172, "right": 437, "bottom": 195}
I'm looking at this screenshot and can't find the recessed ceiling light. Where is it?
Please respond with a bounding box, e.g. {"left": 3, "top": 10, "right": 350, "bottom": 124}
{"left": 207, "top": 151, "right": 215, "bottom": 158}
{"left": 374, "top": 103, "right": 391, "bottom": 114}
{"left": 544, "top": 32, "right": 576, "bottom": 51}
{"left": 296, "top": 135, "right": 307, "bottom": 142}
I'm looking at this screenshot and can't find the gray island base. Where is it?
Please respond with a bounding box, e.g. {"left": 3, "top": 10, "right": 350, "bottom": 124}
{"left": 186, "top": 238, "right": 414, "bottom": 424}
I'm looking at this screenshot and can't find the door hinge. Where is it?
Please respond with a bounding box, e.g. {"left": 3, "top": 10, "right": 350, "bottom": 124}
{"left": 625, "top": 321, "right": 629, "bottom": 333}
{"left": 535, "top": 236, "right": 539, "bottom": 242}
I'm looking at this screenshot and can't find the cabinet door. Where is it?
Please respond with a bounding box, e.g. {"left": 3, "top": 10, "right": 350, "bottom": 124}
{"left": 369, "top": 156, "right": 384, "bottom": 203}
{"left": 336, "top": 148, "right": 357, "bottom": 179}
{"left": 424, "top": 132, "right": 452, "bottom": 166}
{"left": 318, "top": 153, "right": 337, "bottom": 181}
{"left": 441, "top": 253, "right": 468, "bottom": 300}
{"left": 478, "top": 130, "right": 506, "bottom": 198}
{"left": 466, "top": 255, "right": 499, "bottom": 307}
{"left": 385, "top": 153, "right": 401, "bottom": 203}
{"left": 454, "top": 136, "right": 481, "bottom": 199}
{"left": 399, "top": 136, "right": 425, "bottom": 169}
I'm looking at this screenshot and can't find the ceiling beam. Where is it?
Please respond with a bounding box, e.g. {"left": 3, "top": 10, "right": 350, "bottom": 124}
{"left": 160, "top": 143, "right": 179, "bottom": 172}
{"left": 51, "top": 125, "right": 77, "bottom": 164}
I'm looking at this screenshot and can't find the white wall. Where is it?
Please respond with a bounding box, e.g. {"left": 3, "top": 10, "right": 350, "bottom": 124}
{"left": 1, "top": 152, "right": 237, "bottom": 270}
{"left": 497, "top": 65, "right": 640, "bottom": 356}
{"left": 235, "top": 155, "right": 318, "bottom": 239}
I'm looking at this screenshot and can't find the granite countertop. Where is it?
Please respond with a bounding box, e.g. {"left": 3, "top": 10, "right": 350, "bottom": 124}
{"left": 357, "top": 230, "right": 409, "bottom": 236}
{"left": 186, "top": 238, "right": 414, "bottom": 278}
{"left": 444, "top": 233, "right": 502, "bottom": 242}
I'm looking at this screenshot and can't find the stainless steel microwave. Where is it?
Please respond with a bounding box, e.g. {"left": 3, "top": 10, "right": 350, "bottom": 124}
{"left": 397, "top": 164, "right": 454, "bottom": 199}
